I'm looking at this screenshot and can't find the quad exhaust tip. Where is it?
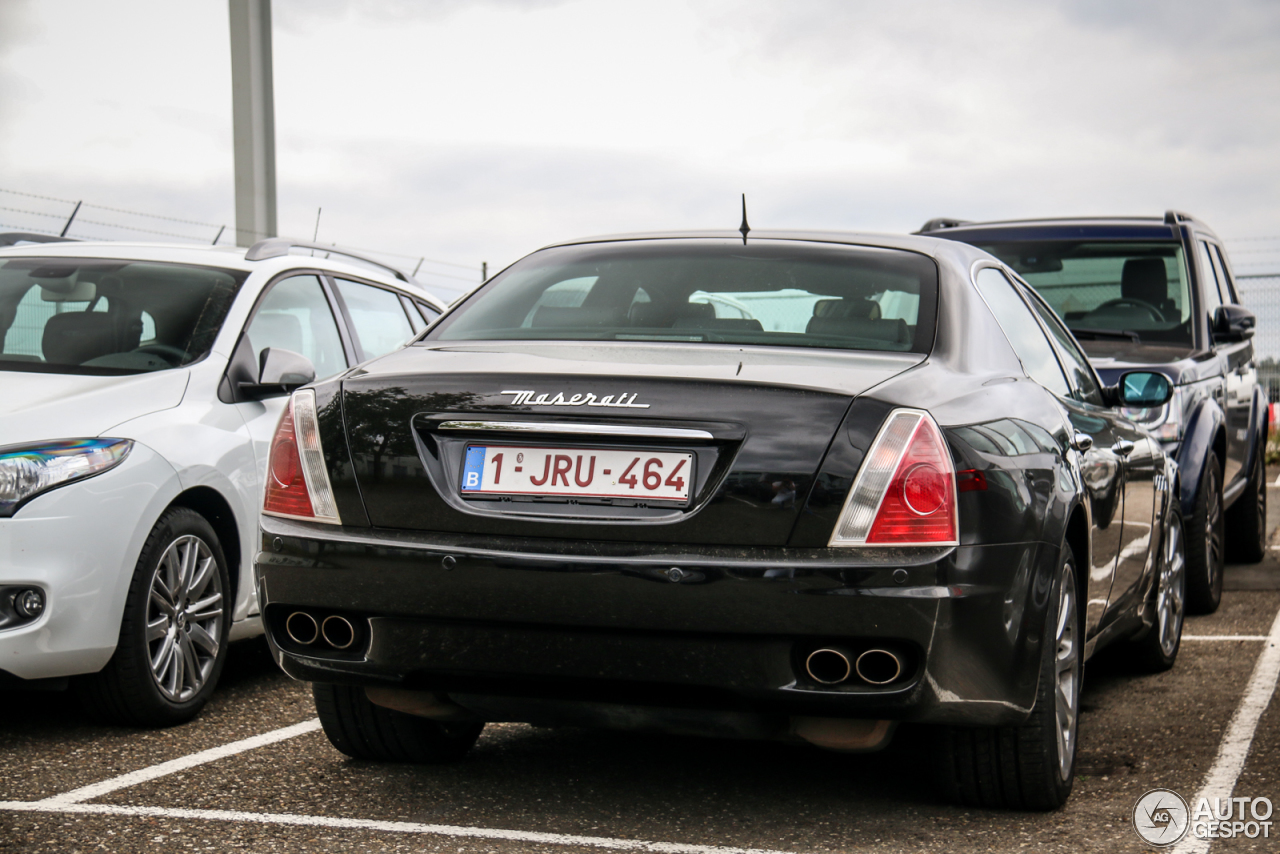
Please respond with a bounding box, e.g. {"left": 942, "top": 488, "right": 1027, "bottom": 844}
{"left": 805, "top": 647, "right": 904, "bottom": 686}
{"left": 805, "top": 648, "right": 853, "bottom": 685}
{"left": 321, "top": 615, "right": 356, "bottom": 650}
{"left": 285, "top": 611, "right": 319, "bottom": 646}
{"left": 855, "top": 649, "right": 903, "bottom": 685}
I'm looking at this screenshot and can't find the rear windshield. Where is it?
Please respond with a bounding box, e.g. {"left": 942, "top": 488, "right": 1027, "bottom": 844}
{"left": 975, "top": 241, "right": 1192, "bottom": 347}
{"left": 427, "top": 240, "right": 938, "bottom": 353}
{"left": 0, "top": 257, "right": 247, "bottom": 375}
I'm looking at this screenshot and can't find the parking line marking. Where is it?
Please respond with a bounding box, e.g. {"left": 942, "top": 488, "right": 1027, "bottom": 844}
{"left": 1182, "top": 635, "right": 1269, "bottom": 641}
{"left": 1172, "top": 604, "right": 1280, "bottom": 854}
{"left": 39, "top": 718, "right": 322, "bottom": 806}
{"left": 0, "top": 802, "right": 795, "bottom": 854}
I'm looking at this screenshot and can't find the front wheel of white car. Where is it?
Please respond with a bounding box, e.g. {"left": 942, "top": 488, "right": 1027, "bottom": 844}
{"left": 77, "top": 507, "right": 231, "bottom": 726}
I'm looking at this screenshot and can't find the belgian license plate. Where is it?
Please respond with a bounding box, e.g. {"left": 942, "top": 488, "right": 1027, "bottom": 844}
{"left": 460, "top": 445, "right": 693, "bottom": 502}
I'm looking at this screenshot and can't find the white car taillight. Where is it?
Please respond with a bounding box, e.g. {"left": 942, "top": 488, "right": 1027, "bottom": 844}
{"left": 829, "top": 409, "right": 958, "bottom": 547}
{"left": 262, "top": 389, "right": 341, "bottom": 524}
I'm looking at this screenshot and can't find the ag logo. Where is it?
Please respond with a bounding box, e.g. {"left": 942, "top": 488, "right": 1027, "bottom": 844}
{"left": 1133, "top": 788, "right": 1191, "bottom": 846}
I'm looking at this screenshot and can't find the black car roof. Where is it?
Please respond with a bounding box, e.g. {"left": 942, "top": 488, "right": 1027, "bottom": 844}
{"left": 535, "top": 229, "right": 994, "bottom": 263}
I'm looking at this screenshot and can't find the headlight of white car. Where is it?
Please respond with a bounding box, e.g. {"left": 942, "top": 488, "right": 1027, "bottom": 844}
{"left": 0, "top": 438, "right": 133, "bottom": 517}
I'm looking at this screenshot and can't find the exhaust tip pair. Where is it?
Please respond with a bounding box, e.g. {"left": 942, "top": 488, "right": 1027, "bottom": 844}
{"left": 285, "top": 611, "right": 356, "bottom": 650}
{"left": 805, "top": 647, "right": 903, "bottom": 686}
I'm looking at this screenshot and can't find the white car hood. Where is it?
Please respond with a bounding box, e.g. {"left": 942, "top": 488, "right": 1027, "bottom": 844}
{"left": 0, "top": 370, "right": 190, "bottom": 446}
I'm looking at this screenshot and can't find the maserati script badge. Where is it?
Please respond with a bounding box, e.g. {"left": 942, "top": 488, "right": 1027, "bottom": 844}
{"left": 500, "top": 390, "right": 650, "bottom": 409}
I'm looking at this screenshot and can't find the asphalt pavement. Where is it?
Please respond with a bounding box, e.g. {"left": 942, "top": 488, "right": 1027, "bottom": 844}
{"left": 3, "top": 475, "right": 1280, "bottom": 853}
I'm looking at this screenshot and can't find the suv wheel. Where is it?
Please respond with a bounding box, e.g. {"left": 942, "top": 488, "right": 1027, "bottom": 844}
{"left": 937, "top": 548, "right": 1081, "bottom": 810}
{"left": 77, "top": 508, "right": 230, "bottom": 726}
{"left": 314, "top": 683, "right": 484, "bottom": 763}
{"left": 1186, "top": 455, "right": 1225, "bottom": 614}
{"left": 1225, "top": 439, "right": 1267, "bottom": 564}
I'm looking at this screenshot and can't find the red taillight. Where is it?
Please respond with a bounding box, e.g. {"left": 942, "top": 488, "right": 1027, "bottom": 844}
{"left": 956, "top": 469, "right": 988, "bottom": 493}
{"left": 829, "top": 409, "right": 958, "bottom": 548}
{"left": 263, "top": 390, "right": 341, "bottom": 524}
{"left": 867, "top": 417, "right": 957, "bottom": 544}
{"left": 264, "top": 399, "right": 315, "bottom": 518}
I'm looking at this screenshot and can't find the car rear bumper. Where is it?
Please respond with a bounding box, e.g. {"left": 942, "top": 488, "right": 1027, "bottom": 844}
{"left": 256, "top": 515, "right": 1055, "bottom": 727}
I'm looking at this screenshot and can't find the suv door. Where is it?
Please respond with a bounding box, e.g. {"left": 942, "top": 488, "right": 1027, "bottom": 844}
{"left": 1195, "top": 238, "right": 1249, "bottom": 487}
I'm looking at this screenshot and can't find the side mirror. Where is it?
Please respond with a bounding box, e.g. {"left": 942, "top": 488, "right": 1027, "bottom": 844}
{"left": 1113, "top": 370, "right": 1173, "bottom": 408}
{"left": 1213, "top": 305, "right": 1256, "bottom": 342}
{"left": 239, "top": 347, "right": 316, "bottom": 399}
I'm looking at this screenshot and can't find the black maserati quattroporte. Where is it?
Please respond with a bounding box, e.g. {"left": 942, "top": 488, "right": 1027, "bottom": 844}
{"left": 256, "top": 231, "right": 1185, "bottom": 810}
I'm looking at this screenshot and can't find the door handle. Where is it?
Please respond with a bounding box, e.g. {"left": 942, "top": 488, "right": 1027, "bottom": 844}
{"left": 1071, "top": 433, "right": 1094, "bottom": 452}
{"left": 1112, "top": 440, "right": 1135, "bottom": 456}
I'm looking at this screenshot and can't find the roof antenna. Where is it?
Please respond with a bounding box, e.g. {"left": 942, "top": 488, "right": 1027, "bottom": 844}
{"left": 738, "top": 193, "right": 750, "bottom": 245}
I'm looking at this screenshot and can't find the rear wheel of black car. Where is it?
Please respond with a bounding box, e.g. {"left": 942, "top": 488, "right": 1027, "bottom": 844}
{"left": 1127, "top": 505, "right": 1186, "bottom": 672}
{"left": 1226, "top": 439, "right": 1267, "bottom": 565}
{"left": 1186, "top": 455, "right": 1225, "bottom": 614}
{"left": 937, "top": 550, "right": 1081, "bottom": 811}
{"left": 313, "top": 683, "right": 484, "bottom": 763}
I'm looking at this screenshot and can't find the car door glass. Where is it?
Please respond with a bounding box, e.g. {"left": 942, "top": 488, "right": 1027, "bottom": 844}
{"left": 400, "top": 296, "right": 424, "bottom": 334}
{"left": 1209, "top": 245, "right": 1238, "bottom": 304}
{"left": 1025, "top": 291, "right": 1105, "bottom": 406}
{"left": 1198, "top": 241, "right": 1224, "bottom": 314}
{"left": 415, "top": 301, "right": 441, "bottom": 325}
{"left": 975, "top": 267, "right": 1071, "bottom": 397}
{"left": 245, "top": 275, "right": 347, "bottom": 380}
{"left": 333, "top": 278, "right": 416, "bottom": 360}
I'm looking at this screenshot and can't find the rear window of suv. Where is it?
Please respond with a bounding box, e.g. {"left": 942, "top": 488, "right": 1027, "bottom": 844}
{"left": 0, "top": 257, "right": 247, "bottom": 375}
{"left": 427, "top": 240, "right": 938, "bottom": 354}
{"left": 976, "top": 241, "right": 1192, "bottom": 347}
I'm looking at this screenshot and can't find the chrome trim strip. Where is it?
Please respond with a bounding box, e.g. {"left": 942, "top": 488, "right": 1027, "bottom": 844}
{"left": 436, "top": 420, "right": 715, "bottom": 440}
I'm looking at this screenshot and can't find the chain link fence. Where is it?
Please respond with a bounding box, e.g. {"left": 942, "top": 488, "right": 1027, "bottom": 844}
{"left": 1237, "top": 275, "right": 1280, "bottom": 404}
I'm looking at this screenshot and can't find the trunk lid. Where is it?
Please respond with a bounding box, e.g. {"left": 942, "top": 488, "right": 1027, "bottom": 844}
{"left": 342, "top": 341, "right": 922, "bottom": 546}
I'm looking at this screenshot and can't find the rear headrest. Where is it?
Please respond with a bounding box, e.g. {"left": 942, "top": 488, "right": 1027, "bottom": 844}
{"left": 805, "top": 315, "right": 909, "bottom": 345}
{"left": 812, "top": 298, "right": 881, "bottom": 320}
{"left": 531, "top": 305, "right": 626, "bottom": 328}
{"left": 42, "top": 312, "right": 122, "bottom": 365}
{"left": 1121, "top": 258, "right": 1168, "bottom": 304}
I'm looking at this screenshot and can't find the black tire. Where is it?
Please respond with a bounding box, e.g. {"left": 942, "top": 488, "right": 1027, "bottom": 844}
{"left": 1226, "top": 439, "right": 1267, "bottom": 564}
{"left": 1127, "top": 504, "right": 1186, "bottom": 672}
{"left": 313, "top": 683, "right": 484, "bottom": 763}
{"left": 937, "top": 550, "right": 1081, "bottom": 811}
{"left": 76, "top": 507, "right": 231, "bottom": 726}
{"left": 1185, "top": 455, "right": 1225, "bottom": 614}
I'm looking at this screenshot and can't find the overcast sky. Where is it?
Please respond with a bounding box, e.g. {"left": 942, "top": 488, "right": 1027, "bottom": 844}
{"left": 1, "top": 0, "right": 1278, "bottom": 296}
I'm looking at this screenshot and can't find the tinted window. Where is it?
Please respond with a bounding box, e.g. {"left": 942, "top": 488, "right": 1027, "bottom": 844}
{"left": 975, "top": 267, "right": 1070, "bottom": 397}
{"left": 245, "top": 275, "right": 347, "bottom": 381}
{"left": 0, "top": 257, "right": 246, "bottom": 375}
{"left": 1197, "top": 241, "right": 1224, "bottom": 314}
{"left": 429, "top": 240, "right": 938, "bottom": 354}
{"left": 334, "top": 278, "right": 416, "bottom": 360}
{"left": 1025, "top": 290, "right": 1105, "bottom": 406}
{"left": 976, "top": 241, "right": 1191, "bottom": 346}
{"left": 1209, "top": 244, "right": 1237, "bottom": 304}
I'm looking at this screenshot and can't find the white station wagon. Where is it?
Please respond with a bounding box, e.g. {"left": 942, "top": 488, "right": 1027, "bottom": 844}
{"left": 0, "top": 234, "right": 447, "bottom": 725}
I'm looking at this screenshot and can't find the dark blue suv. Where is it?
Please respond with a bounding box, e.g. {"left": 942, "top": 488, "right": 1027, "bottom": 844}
{"left": 922, "top": 211, "right": 1264, "bottom": 614}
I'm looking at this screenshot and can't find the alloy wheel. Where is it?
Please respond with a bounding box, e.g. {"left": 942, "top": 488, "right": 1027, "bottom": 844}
{"left": 145, "top": 534, "right": 224, "bottom": 702}
{"left": 1205, "top": 466, "right": 1223, "bottom": 590}
{"left": 1054, "top": 564, "right": 1080, "bottom": 781}
{"left": 1156, "top": 513, "right": 1187, "bottom": 657}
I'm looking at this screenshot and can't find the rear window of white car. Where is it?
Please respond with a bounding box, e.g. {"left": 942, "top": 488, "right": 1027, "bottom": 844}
{"left": 428, "top": 240, "right": 938, "bottom": 354}
{"left": 0, "top": 257, "right": 247, "bottom": 375}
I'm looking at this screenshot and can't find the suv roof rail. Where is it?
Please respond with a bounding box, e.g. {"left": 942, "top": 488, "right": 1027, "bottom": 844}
{"left": 0, "top": 232, "right": 79, "bottom": 248}
{"left": 916, "top": 217, "right": 971, "bottom": 234}
{"left": 1163, "top": 210, "right": 1197, "bottom": 225}
{"left": 245, "top": 237, "right": 411, "bottom": 282}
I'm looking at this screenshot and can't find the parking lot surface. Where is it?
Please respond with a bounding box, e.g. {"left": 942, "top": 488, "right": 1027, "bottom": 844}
{"left": 4, "top": 475, "right": 1280, "bottom": 853}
